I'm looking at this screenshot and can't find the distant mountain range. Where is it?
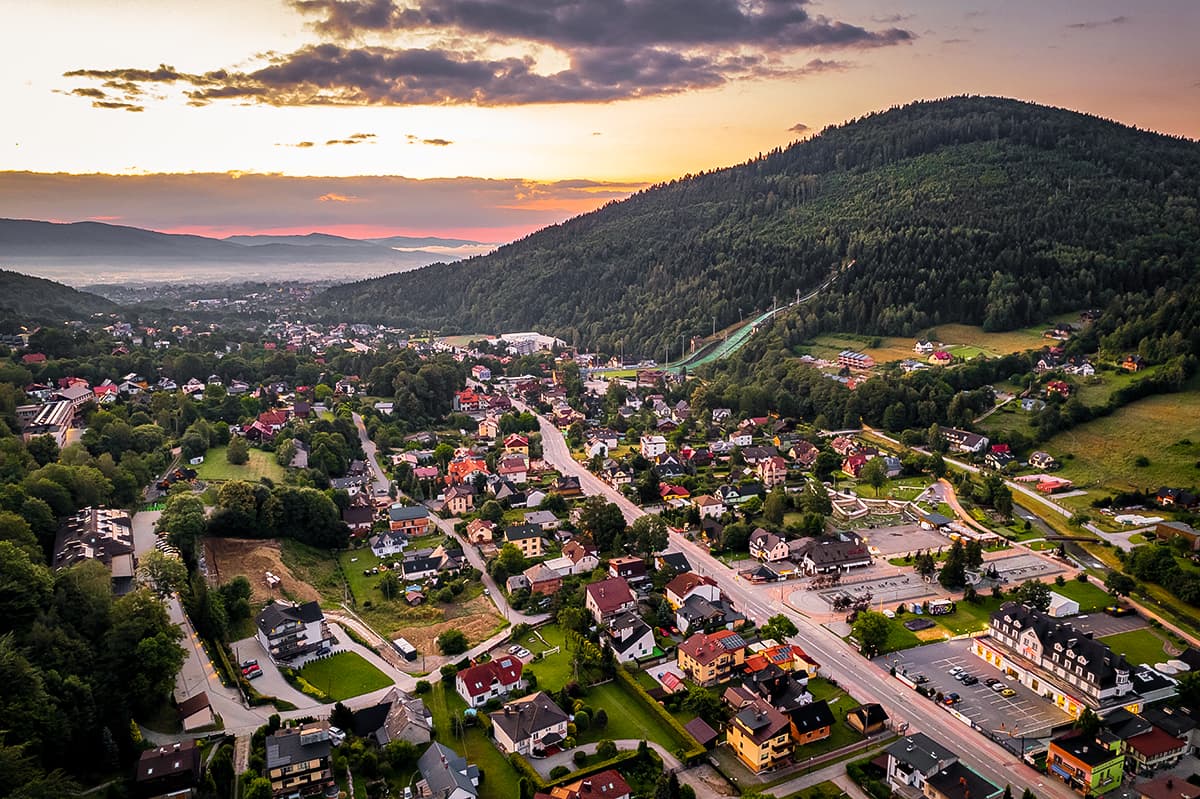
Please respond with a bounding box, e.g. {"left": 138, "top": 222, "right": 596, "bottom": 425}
{"left": 0, "top": 219, "right": 491, "bottom": 269}
{"left": 0, "top": 269, "right": 115, "bottom": 321}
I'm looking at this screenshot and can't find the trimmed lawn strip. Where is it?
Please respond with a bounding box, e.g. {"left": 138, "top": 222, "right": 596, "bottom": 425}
{"left": 578, "top": 681, "right": 684, "bottom": 753}
{"left": 297, "top": 651, "right": 392, "bottom": 701}
{"left": 800, "top": 679, "right": 865, "bottom": 758}
{"left": 1098, "top": 628, "right": 1171, "bottom": 666}
{"left": 1046, "top": 579, "right": 1112, "bottom": 612}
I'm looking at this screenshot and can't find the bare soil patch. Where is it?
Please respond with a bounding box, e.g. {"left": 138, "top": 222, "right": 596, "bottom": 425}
{"left": 205, "top": 537, "right": 321, "bottom": 605}
{"left": 395, "top": 595, "right": 504, "bottom": 654}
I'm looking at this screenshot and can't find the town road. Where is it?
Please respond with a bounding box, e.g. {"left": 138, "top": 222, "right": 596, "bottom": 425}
{"left": 531, "top": 411, "right": 1074, "bottom": 799}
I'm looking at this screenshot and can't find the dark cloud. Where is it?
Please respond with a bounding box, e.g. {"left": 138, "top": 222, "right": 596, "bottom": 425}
{"left": 69, "top": 87, "right": 107, "bottom": 99}
{"left": 787, "top": 122, "right": 810, "bottom": 133}
{"left": 93, "top": 100, "right": 144, "bottom": 112}
{"left": 62, "top": 1, "right": 911, "bottom": 110}
{"left": 1066, "top": 16, "right": 1129, "bottom": 30}
{"left": 291, "top": 0, "right": 914, "bottom": 50}
{"left": 277, "top": 140, "right": 317, "bottom": 147}
{"left": 326, "top": 132, "right": 377, "bottom": 145}
{"left": 942, "top": 38, "right": 968, "bottom": 45}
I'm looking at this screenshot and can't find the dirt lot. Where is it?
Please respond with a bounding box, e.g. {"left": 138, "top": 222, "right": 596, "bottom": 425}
{"left": 395, "top": 594, "right": 505, "bottom": 654}
{"left": 205, "top": 537, "right": 322, "bottom": 605}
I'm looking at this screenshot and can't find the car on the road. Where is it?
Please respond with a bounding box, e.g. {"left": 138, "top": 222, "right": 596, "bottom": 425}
{"left": 943, "top": 693, "right": 961, "bottom": 705}
{"left": 1000, "top": 688, "right": 1017, "bottom": 697}
{"left": 961, "top": 675, "right": 979, "bottom": 686}
{"left": 990, "top": 681, "right": 1008, "bottom": 692}
{"left": 516, "top": 648, "right": 532, "bottom": 658}
{"left": 948, "top": 666, "right": 964, "bottom": 676}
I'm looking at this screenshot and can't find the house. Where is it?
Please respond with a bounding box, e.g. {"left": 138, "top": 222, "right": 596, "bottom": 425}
{"left": 758, "top": 456, "right": 789, "bottom": 488}
{"left": 974, "top": 603, "right": 1134, "bottom": 715}
{"left": 535, "top": 770, "right": 631, "bottom": 799}
{"left": 929, "top": 351, "right": 953, "bottom": 366}
{"left": 1047, "top": 731, "right": 1125, "bottom": 795}
{"left": 53, "top": 507, "right": 137, "bottom": 594}
{"left": 447, "top": 456, "right": 489, "bottom": 486}
{"left": 453, "top": 389, "right": 482, "bottom": 412}
{"left": 1125, "top": 727, "right": 1189, "bottom": 775}
{"left": 1155, "top": 487, "right": 1200, "bottom": 510}
{"left": 842, "top": 453, "right": 869, "bottom": 478}
{"left": 837, "top": 350, "right": 875, "bottom": 371}
{"left": 497, "top": 455, "right": 529, "bottom": 484}
{"left": 471, "top": 364, "right": 492, "bottom": 381}
{"left": 794, "top": 538, "right": 872, "bottom": 575}
{"left": 1030, "top": 451, "right": 1059, "bottom": 470}
{"left": 985, "top": 450, "right": 1016, "bottom": 471}
{"left": 938, "top": 426, "right": 990, "bottom": 454}
{"left": 677, "top": 595, "right": 744, "bottom": 634}
{"left": 466, "top": 519, "right": 495, "bottom": 545}
{"left": 750, "top": 529, "right": 791, "bottom": 562}
{"left": 1154, "top": 521, "right": 1199, "bottom": 550}
{"left": 265, "top": 722, "right": 337, "bottom": 799}
{"left": 729, "top": 430, "right": 753, "bottom": 447}
{"left": 562, "top": 540, "right": 600, "bottom": 575}
{"left": 503, "top": 434, "right": 530, "bottom": 455}
{"left": 693, "top": 494, "right": 726, "bottom": 519}
{"left": 255, "top": 600, "right": 333, "bottom": 664}
{"left": 351, "top": 687, "right": 433, "bottom": 746}
{"left": 523, "top": 510, "right": 560, "bottom": 531}
{"left": 789, "top": 699, "right": 835, "bottom": 746}
{"left": 640, "top": 435, "right": 667, "bottom": 459}
{"left": 727, "top": 698, "right": 792, "bottom": 772}
{"left": 925, "top": 762, "right": 1002, "bottom": 799}
{"left": 178, "top": 692, "right": 216, "bottom": 732}
{"left": 455, "top": 657, "right": 525, "bottom": 707}
{"left": 342, "top": 503, "right": 375, "bottom": 533}
{"left": 417, "top": 742, "right": 479, "bottom": 799}
{"left": 585, "top": 576, "right": 636, "bottom": 623}
{"left": 489, "top": 692, "right": 570, "bottom": 756}
{"left": 914, "top": 340, "right": 935, "bottom": 355}
{"left": 1122, "top": 354, "right": 1145, "bottom": 372}
{"left": 523, "top": 563, "right": 563, "bottom": 596}
{"left": 503, "top": 524, "right": 545, "bottom": 558}
{"left": 1046, "top": 380, "right": 1072, "bottom": 398}
{"left": 136, "top": 740, "right": 202, "bottom": 798}
{"left": 401, "top": 550, "right": 443, "bottom": 581}
{"left": 655, "top": 551, "right": 691, "bottom": 573}
{"left": 1137, "top": 777, "right": 1200, "bottom": 799}
{"left": 884, "top": 733, "right": 959, "bottom": 794}
{"left": 846, "top": 703, "right": 890, "bottom": 736}
{"left": 608, "top": 555, "right": 647, "bottom": 583}
{"left": 552, "top": 475, "right": 583, "bottom": 498}
{"left": 677, "top": 629, "right": 748, "bottom": 686}
{"left": 444, "top": 484, "right": 476, "bottom": 515}
{"left": 370, "top": 530, "right": 409, "bottom": 558}
{"left": 604, "top": 611, "right": 656, "bottom": 663}
{"left": 478, "top": 416, "right": 500, "bottom": 439}
{"left": 665, "top": 572, "right": 721, "bottom": 610}
{"left": 389, "top": 504, "right": 431, "bottom": 536}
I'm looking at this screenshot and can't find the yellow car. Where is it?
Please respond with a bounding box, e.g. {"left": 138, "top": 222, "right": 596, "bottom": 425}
{"left": 1000, "top": 688, "right": 1016, "bottom": 697}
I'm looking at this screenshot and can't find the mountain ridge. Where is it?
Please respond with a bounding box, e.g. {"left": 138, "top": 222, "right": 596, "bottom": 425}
{"left": 316, "top": 95, "right": 1200, "bottom": 355}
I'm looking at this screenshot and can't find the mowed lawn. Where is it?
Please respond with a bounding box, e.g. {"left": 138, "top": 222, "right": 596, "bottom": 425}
{"left": 1045, "top": 387, "right": 1200, "bottom": 494}
{"left": 298, "top": 651, "right": 392, "bottom": 700}
{"left": 801, "top": 678, "right": 865, "bottom": 757}
{"left": 425, "top": 683, "right": 520, "bottom": 799}
{"left": 1098, "top": 628, "right": 1173, "bottom": 666}
{"left": 194, "top": 445, "right": 286, "bottom": 482}
{"left": 1047, "top": 579, "right": 1112, "bottom": 612}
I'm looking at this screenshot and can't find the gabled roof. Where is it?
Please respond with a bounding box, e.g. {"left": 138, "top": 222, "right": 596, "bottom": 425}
{"left": 732, "top": 698, "right": 789, "bottom": 744}
{"left": 679, "top": 629, "right": 746, "bottom": 665}
{"left": 389, "top": 504, "right": 430, "bottom": 522}
{"left": 457, "top": 657, "right": 524, "bottom": 697}
{"left": 666, "top": 572, "right": 717, "bottom": 599}
{"left": 418, "top": 741, "right": 479, "bottom": 799}
{"left": 489, "top": 691, "right": 568, "bottom": 742}
{"left": 993, "top": 602, "right": 1131, "bottom": 688}
{"left": 504, "top": 523, "right": 543, "bottom": 541}
{"left": 789, "top": 699, "right": 835, "bottom": 733}
{"left": 586, "top": 577, "right": 635, "bottom": 613}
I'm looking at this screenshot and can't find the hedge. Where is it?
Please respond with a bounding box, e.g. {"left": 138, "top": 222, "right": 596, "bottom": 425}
{"left": 613, "top": 667, "right": 705, "bottom": 762}
{"left": 509, "top": 749, "right": 641, "bottom": 792}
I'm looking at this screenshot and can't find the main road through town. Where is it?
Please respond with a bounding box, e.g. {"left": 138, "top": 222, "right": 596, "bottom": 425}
{"left": 528, "top": 407, "right": 1073, "bottom": 799}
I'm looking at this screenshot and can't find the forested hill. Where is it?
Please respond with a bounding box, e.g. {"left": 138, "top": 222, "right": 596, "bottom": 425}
{"left": 0, "top": 269, "right": 115, "bottom": 322}
{"left": 317, "top": 96, "right": 1200, "bottom": 356}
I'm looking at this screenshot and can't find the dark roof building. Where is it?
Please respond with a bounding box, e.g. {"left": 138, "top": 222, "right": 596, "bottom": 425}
{"left": 136, "top": 740, "right": 201, "bottom": 798}
{"left": 265, "top": 723, "right": 338, "bottom": 798}
{"left": 417, "top": 741, "right": 479, "bottom": 799}
{"left": 925, "top": 761, "right": 1002, "bottom": 799}
{"left": 53, "top": 507, "right": 137, "bottom": 593}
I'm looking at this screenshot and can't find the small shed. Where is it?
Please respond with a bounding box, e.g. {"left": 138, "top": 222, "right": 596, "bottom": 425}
{"left": 846, "top": 703, "right": 890, "bottom": 735}
{"left": 178, "top": 692, "right": 215, "bottom": 731}
{"left": 1047, "top": 591, "right": 1080, "bottom": 618}
{"left": 684, "top": 717, "right": 719, "bottom": 748}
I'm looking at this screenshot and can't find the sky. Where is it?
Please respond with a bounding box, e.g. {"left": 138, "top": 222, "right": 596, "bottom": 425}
{"left": 2, "top": 0, "right": 1198, "bottom": 242}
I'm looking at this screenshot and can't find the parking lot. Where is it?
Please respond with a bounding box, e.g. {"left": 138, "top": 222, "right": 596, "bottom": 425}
{"left": 988, "top": 553, "right": 1069, "bottom": 583}
{"left": 1064, "top": 611, "right": 1147, "bottom": 638}
{"left": 859, "top": 523, "right": 949, "bottom": 557}
{"left": 814, "top": 572, "right": 939, "bottom": 608}
{"left": 877, "top": 638, "right": 1073, "bottom": 744}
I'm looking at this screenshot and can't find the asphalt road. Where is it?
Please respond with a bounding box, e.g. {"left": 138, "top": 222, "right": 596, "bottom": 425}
{"left": 531, "top": 410, "right": 1073, "bottom": 799}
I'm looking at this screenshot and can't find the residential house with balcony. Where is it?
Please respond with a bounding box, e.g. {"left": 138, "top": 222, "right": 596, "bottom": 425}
{"left": 677, "top": 629, "right": 748, "bottom": 686}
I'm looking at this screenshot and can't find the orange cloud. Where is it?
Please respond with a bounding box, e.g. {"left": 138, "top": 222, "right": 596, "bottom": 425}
{"left": 317, "top": 192, "right": 362, "bottom": 203}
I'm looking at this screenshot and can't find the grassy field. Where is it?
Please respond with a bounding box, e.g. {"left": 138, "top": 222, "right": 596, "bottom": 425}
{"left": 426, "top": 682, "right": 520, "bottom": 799}
{"left": 927, "top": 322, "right": 1060, "bottom": 357}
{"left": 1043, "top": 388, "right": 1200, "bottom": 496}
{"left": 298, "top": 652, "right": 392, "bottom": 700}
{"left": 580, "top": 681, "right": 683, "bottom": 751}
{"left": 519, "top": 624, "right": 573, "bottom": 690}
{"left": 802, "top": 678, "right": 865, "bottom": 757}
{"left": 1098, "top": 628, "right": 1173, "bottom": 666}
{"left": 803, "top": 334, "right": 918, "bottom": 365}
{"left": 194, "top": 446, "right": 286, "bottom": 482}
{"left": 1047, "top": 579, "right": 1112, "bottom": 612}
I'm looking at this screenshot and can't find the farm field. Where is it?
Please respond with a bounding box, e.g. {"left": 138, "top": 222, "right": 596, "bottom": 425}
{"left": 298, "top": 652, "right": 391, "bottom": 700}
{"left": 194, "top": 446, "right": 286, "bottom": 482}
{"left": 1042, "top": 388, "right": 1200, "bottom": 496}
{"left": 927, "top": 319, "right": 1073, "bottom": 357}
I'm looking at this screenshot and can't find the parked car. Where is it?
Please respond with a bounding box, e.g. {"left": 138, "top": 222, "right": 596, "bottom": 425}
{"left": 883, "top": 609, "right": 896, "bottom": 619}
{"left": 240, "top": 659, "right": 258, "bottom": 669}
{"left": 516, "top": 648, "right": 532, "bottom": 658}
{"left": 991, "top": 682, "right": 1008, "bottom": 692}
{"left": 948, "top": 666, "right": 964, "bottom": 676}
{"left": 954, "top": 672, "right": 970, "bottom": 682}
{"left": 961, "top": 675, "right": 979, "bottom": 686}
{"left": 1105, "top": 605, "right": 1134, "bottom": 617}
{"left": 913, "top": 674, "right": 929, "bottom": 684}
{"left": 328, "top": 726, "right": 346, "bottom": 746}
{"left": 983, "top": 677, "right": 999, "bottom": 687}
{"left": 943, "top": 693, "right": 961, "bottom": 705}
{"left": 508, "top": 645, "right": 520, "bottom": 654}
{"left": 1000, "top": 688, "right": 1017, "bottom": 697}
{"left": 244, "top": 666, "right": 264, "bottom": 680}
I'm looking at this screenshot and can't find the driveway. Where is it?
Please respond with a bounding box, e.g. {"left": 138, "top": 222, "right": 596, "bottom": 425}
{"left": 131, "top": 509, "right": 162, "bottom": 557}
{"left": 529, "top": 739, "right": 681, "bottom": 778}
{"left": 230, "top": 635, "right": 323, "bottom": 710}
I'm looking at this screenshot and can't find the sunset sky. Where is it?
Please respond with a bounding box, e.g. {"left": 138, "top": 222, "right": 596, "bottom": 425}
{"left": 3, "top": 0, "right": 1198, "bottom": 241}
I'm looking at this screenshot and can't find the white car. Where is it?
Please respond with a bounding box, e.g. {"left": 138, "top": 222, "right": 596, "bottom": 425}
{"left": 883, "top": 609, "right": 896, "bottom": 619}
{"left": 990, "top": 682, "right": 1008, "bottom": 693}
{"left": 328, "top": 726, "right": 346, "bottom": 746}
{"left": 516, "top": 648, "right": 532, "bottom": 658}
{"left": 508, "top": 645, "right": 521, "bottom": 654}
{"left": 948, "top": 666, "right": 964, "bottom": 676}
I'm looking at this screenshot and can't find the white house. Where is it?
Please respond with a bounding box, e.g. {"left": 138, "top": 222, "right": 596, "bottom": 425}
{"left": 729, "top": 430, "right": 753, "bottom": 447}
{"left": 455, "top": 657, "right": 524, "bottom": 707}
{"left": 562, "top": 541, "right": 600, "bottom": 575}
{"left": 255, "top": 600, "right": 333, "bottom": 664}
{"left": 604, "top": 612, "right": 656, "bottom": 663}
{"left": 523, "top": 510, "right": 560, "bottom": 531}
{"left": 693, "top": 494, "right": 726, "bottom": 520}
{"left": 749, "top": 529, "right": 790, "bottom": 562}
{"left": 640, "top": 435, "right": 667, "bottom": 459}
{"left": 370, "top": 531, "right": 408, "bottom": 558}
